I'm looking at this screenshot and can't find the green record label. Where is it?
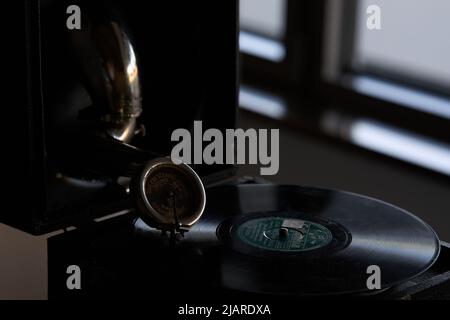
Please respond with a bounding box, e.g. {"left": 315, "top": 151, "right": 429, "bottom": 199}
{"left": 235, "top": 217, "right": 332, "bottom": 252}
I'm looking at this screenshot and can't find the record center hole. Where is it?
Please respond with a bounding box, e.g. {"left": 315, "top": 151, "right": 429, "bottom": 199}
{"left": 263, "top": 228, "right": 304, "bottom": 241}
{"left": 279, "top": 228, "right": 289, "bottom": 239}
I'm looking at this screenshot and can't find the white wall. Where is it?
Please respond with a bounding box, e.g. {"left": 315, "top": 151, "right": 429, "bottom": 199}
{"left": 0, "top": 225, "right": 48, "bottom": 300}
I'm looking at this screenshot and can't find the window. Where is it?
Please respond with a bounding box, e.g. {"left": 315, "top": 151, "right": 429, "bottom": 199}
{"left": 239, "top": 0, "right": 292, "bottom": 118}
{"left": 240, "top": 0, "right": 450, "bottom": 178}
{"left": 353, "top": 0, "right": 450, "bottom": 93}
{"left": 240, "top": 0, "right": 287, "bottom": 39}
{"left": 239, "top": 0, "right": 288, "bottom": 62}
{"left": 322, "top": 0, "right": 450, "bottom": 121}
{"left": 320, "top": 0, "right": 450, "bottom": 177}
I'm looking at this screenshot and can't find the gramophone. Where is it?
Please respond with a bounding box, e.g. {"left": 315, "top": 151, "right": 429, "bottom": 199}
{"left": 8, "top": 0, "right": 238, "bottom": 235}
{"left": 11, "top": 0, "right": 450, "bottom": 301}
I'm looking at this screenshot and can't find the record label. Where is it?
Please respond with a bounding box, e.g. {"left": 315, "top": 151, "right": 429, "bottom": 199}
{"left": 235, "top": 217, "right": 333, "bottom": 252}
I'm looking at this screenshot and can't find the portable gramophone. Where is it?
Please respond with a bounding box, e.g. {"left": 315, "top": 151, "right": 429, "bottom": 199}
{"left": 8, "top": 0, "right": 450, "bottom": 301}
{"left": 8, "top": 0, "right": 238, "bottom": 235}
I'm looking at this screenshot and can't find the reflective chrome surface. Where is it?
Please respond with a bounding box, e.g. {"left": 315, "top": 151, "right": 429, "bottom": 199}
{"left": 72, "top": 19, "right": 142, "bottom": 143}
{"left": 133, "top": 158, "right": 206, "bottom": 232}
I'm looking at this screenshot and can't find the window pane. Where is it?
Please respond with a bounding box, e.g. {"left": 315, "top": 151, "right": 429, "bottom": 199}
{"left": 354, "top": 0, "right": 450, "bottom": 88}
{"left": 240, "top": 0, "right": 287, "bottom": 39}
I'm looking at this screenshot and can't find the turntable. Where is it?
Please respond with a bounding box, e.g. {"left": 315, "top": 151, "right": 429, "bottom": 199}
{"left": 9, "top": 0, "right": 450, "bottom": 301}
{"left": 47, "top": 179, "right": 450, "bottom": 300}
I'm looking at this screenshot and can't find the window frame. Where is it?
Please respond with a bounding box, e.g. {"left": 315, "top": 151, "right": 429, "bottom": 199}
{"left": 239, "top": 0, "right": 450, "bottom": 180}
{"left": 240, "top": 0, "right": 324, "bottom": 94}
{"left": 317, "top": 0, "right": 450, "bottom": 142}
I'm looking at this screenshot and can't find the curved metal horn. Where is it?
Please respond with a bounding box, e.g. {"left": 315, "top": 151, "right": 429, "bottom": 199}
{"left": 72, "top": 14, "right": 142, "bottom": 143}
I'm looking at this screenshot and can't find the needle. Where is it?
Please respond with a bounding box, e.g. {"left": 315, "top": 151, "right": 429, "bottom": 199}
{"left": 170, "top": 191, "right": 183, "bottom": 240}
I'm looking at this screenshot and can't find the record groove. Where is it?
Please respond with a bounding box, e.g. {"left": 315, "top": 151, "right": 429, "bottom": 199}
{"left": 134, "top": 184, "right": 440, "bottom": 296}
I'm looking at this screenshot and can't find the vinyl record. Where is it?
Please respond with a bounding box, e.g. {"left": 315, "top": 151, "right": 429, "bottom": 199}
{"left": 134, "top": 184, "right": 440, "bottom": 296}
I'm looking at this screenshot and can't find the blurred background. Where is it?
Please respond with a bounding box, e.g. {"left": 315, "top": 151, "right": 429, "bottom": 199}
{"left": 1, "top": 0, "right": 450, "bottom": 299}
{"left": 238, "top": 0, "right": 450, "bottom": 242}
